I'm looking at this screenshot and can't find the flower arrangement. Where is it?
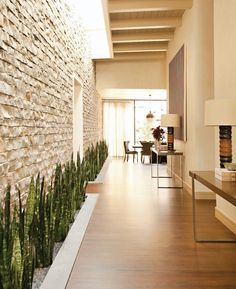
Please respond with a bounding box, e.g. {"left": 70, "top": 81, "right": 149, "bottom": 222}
{"left": 152, "top": 126, "right": 165, "bottom": 141}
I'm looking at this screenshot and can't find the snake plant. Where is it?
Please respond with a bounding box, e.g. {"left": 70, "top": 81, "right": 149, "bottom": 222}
{"left": 0, "top": 140, "right": 108, "bottom": 289}
{"left": 0, "top": 185, "right": 12, "bottom": 289}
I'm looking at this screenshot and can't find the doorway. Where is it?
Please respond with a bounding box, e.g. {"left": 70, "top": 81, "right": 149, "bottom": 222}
{"left": 103, "top": 98, "right": 167, "bottom": 157}
{"left": 73, "top": 78, "right": 83, "bottom": 161}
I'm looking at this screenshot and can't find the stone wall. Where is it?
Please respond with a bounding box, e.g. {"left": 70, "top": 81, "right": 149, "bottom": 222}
{"left": 0, "top": 0, "right": 103, "bottom": 199}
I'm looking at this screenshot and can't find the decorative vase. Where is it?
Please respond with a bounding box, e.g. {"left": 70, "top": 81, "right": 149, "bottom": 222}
{"left": 154, "top": 139, "right": 161, "bottom": 151}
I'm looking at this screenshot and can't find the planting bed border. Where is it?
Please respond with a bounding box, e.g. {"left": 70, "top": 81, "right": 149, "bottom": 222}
{"left": 39, "top": 155, "right": 110, "bottom": 288}
{"left": 91, "top": 156, "right": 112, "bottom": 183}
{"left": 40, "top": 193, "right": 99, "bottom": 289}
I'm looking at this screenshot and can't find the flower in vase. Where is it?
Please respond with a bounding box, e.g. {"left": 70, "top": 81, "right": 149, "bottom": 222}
{"left": 152, "top": 126, "right": 165, "bottom": 141}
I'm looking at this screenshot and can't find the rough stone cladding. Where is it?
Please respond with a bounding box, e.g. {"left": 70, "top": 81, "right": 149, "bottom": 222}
{"left": 0, "top": 0, "right": 103, "bottom": 199}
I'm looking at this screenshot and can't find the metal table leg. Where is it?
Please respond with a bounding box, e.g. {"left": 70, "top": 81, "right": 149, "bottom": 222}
{"left": 192, "top": 177, "right": 236, "bottom": 243}
{"left": 157, "top": 155, "right": 183, "bottom": 189}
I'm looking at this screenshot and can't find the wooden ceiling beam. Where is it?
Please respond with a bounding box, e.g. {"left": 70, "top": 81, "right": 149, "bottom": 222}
{"left": 96, "top": 52, "right": 166, "bottom": 62}
{"left": 109, "top": 0, "right": 193, "bottom": 13}
{"left": 111, "top": 17, "right": 181, "bottom": 30}
{"left": 113, "top": 42, "right": 168, "bottom": 53}
{"left": 112, "top": 31, "right": 174, "bottom": 43}
{"left": 109, "top": 52, "right": 166, "bottom": 61}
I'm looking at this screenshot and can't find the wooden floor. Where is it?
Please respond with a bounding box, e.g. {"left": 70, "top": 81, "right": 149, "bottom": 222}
{"left": 66, "top": 159, "right": 236, "bottom": 289}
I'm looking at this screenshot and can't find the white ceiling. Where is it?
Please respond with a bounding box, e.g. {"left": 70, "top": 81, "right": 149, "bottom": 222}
{"left": 97, "top": 1, "right": 193, "bottom": 100}
{"left": 73, "top": 0, "right": 193, "bottom": 60}
{"left": 107, "top": 0, "right": 192, "bottom": 61}
{"left": 101, "top": 88, "right": 167, "bottom": 100}
{"left": 73, "top": 1, "right": 193, "bottom": 100}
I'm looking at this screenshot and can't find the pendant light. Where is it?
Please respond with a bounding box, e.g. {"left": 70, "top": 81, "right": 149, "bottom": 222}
{"left": 146, "top": 111, "right": 155, "bottom": 119}
{"left": 146, "top": 94, "right": 155, "bottom": 121}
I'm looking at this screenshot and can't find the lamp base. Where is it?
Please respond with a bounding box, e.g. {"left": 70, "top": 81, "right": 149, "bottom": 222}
{"left": 219, "top": 125, "right": 232, "bottom": 168}
{"left": 167, "top": 126, "right": 174, "bottom": 151}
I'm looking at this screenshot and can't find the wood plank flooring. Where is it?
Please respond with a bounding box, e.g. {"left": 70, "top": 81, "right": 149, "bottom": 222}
{"left": 66, "top": 159, "right": 236, "bottom": 289}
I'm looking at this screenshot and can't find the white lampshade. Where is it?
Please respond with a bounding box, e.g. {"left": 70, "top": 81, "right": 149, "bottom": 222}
{"left": 205, "top": 99, "right": 236, "bottom": 126}
{"left": 161, "top": 114, "right": 180, "bottom": 127}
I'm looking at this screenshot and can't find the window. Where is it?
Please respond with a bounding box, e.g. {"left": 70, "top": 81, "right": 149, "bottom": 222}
{"left": 134, "top": 100, "right": 167, "bottom": 142}
{"left": 103, "top": 91, "right": 167, "bottom": 156}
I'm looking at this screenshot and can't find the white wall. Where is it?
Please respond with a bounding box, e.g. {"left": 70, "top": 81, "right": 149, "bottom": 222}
{"left": 167, "top": 0, "right": 215, "bottom": 189}
{"left": 214, "top": 0, "right": 236, "bottom": 222}
{"left": 96, "top": 59, "right": 166, "bottom": 91}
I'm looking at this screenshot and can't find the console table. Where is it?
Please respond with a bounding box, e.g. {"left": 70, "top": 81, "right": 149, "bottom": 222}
{"left": 151, "top": 148, "right": 183, "bottom": 189}
{"left": 189, "top": 171, "right": 236, "bottom": 242}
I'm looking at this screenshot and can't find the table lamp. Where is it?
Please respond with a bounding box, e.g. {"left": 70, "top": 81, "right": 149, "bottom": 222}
{"left": 205, "top": 99, "right": 236, "bottom": 168}
{"left": 161, "top": 114, "right": 180, "bottom": 151}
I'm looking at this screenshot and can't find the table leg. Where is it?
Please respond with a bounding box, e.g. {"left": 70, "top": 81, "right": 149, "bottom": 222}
{"left": 157, "top": 157, "right": 159, "bottom": 187}
{"left": 157, "top": 155, "right": 183, "bottom": 189}
{"left": 151, "top": 150, "right": 153, "bottom": 177}
{"left": 192, "top": 177, "right": 197, "bottom": 241}
{"left": 192, "top": 176, "right": 236, "bottom": 243}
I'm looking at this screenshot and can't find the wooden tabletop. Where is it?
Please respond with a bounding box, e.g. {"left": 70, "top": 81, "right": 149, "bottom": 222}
{"left": 151, "top": 148, "right": 183, "bottom": 156}
{"left": 189, "top": 171, "right": 236, "bottom": 206}
{"left": 132, "top": 144, "right": 143, "bottom": 149}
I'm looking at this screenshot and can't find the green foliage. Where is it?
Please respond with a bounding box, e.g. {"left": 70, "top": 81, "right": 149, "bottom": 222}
{"left": 83, "top": 140, "right": 109, "bottom": 182}
{"left": 21, "top": 178, "right": 36, "bottom": 289}
{"left": 11, "top": 207, "right": 23, "bottom": 289}
{"left": 0, "top": 140, "right": 108, "bottom": 289}
{"left": 33, "top": 175, "right": 55, "bottom": 267}
{"left": 0, "top": 185, "right": 12, "bottom": 289}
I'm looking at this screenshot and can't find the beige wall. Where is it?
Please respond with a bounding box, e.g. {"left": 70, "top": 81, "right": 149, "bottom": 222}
{"left": 96, "top": 59, "right": 166, "bottom": 91}
{"left": 167, "top": 0, "right": 215, "bottom": 189}
{"left": 214, "top": 0, "right": 236, "bottom": 222}
{"left": 214, "top": 0, "right": 236, "bottom": 163}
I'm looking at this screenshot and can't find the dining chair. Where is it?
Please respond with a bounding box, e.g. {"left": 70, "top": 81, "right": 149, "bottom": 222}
{"left": 140, "top": 141, "right": 154, "bottom": 163}
{"left": 123, "top": 141, "right": 138, "bottom": 162}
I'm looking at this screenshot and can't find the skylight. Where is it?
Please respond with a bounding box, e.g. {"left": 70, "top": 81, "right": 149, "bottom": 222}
{"left": 69, "top": 0, "right": 113, "bottom": 59}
